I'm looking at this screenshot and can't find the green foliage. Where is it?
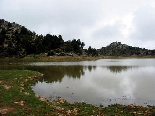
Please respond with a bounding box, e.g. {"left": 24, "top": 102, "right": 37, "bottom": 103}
{"left": 0, "top": 28, "right": 6, "bottom": 45}
{"left": 34, "top": 35, "right": 45, "bottom": 54}
{"left": 64, "top": 39, "right": 85, "bottom": 55}
{"left": 0, "top": 70, "right": 57, "bottom": 115}
{"left": 87, "top": 46, "right": 98, "bottom": 57}
{"left": 43, "top": 34, "right": 64, "bottom": 51}
{"left": 47, "top": 50, "right": 55, "bottom": 56}
{"left": 20, "top": 26, "right": 32, "bottom": 35}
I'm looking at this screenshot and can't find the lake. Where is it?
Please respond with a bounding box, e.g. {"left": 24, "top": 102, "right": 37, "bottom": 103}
{"left": 0, "top": 58, "right": 155, "bottom": 106}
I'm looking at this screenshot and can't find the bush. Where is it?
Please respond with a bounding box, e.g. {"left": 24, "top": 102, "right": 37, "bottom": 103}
{"left": 47, "top": 50, "right": 55, "bottom": 56}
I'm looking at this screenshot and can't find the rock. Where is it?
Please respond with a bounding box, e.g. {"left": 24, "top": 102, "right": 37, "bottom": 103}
{"left": 28, "top": 76, "right": 31, "bottom": 79}
{"left": 24, "top": 79, "right": 28, "bottom": 82}
{"left": 35, "top": 94, "right": 39, "bottom": 98}
{"left": 67, "top": 110, "right": 71, "bottom": 115}
{"left": 14, "top": 101, "right": 24, "bottom": 106}
{"left": 23, "top": 92, "right": 30, "bottom": 95}
{"left": 3, "top": 85, "right": 12, "bottom": 90}
{"left": 128, "top": 104, "right": 135, "bottom": 108}
{"left": 73, "top": 108, "right": 78, "bottom": 115}
{"left": 0, "top": 109, "right": 8, "bottom": 114}
{"left": 59, "top": 99, "right": 65, "bottom": 104}
{"left": 20, "top": 84, "right": 24, "bottom": 86}
{"left": 20, "top": 87, "right": 24, "bottom": 92}
{"left": 39, "top": 97, "right": 47, "bottom": 102}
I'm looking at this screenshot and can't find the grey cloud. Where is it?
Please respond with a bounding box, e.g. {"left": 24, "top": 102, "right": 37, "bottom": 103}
{"left": 81, "top": 21, "right": 124, "bottom": 49}
{"left": 1, "top": 0, "right": 155, "bottom": 49}
{"left": 91, "top": 21, "right": 125, "bottom": 47}
{"left": 0, "top": 0, "right": 102, "bottom": 27}
{"left": 0, "top": 0, "right": 103, "bottom": 41}
{"left": 128, "top": 6, "right": 155, "bottom": 49}
{"left": 130, "top": 6, "right": 155, "bottom": 41}
{"left": 93, "top": 23, "right": 123, "bottom": 39}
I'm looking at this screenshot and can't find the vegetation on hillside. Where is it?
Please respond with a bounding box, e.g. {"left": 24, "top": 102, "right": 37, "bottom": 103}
{"left": 0, "top": 19, "right": 155, "bottom": 58}
{"left": 0, "top": 19, "right": 86, "bottom": 58}
{"left": 99, "top": 42, "right": 155, "bottom": 56}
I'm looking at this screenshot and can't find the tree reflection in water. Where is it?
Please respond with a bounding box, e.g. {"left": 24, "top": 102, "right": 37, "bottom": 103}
{"left": 107, "top": 66, "right": 132, "bottom": 73}
{"left": 0, "top": 63, "right": 97, "bottom": 83}
{"left": 88, "top": 66, "right": 96, "bottom": 72}
{"left": 40, "top": 66, "right": 96, "bottom": 82}
{"left": 45, "top": 66, "right": 85, "bottom": 82}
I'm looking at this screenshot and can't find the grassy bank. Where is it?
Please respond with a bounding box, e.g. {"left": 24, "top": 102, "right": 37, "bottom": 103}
{"left": 0, "top": 70, "right": 155, "bottom": 115}
{"left": 1, "top": 55, "right": 155, "bottom": 62}
{"left": 0, "top": 56, "right": 101, "bottom": 62}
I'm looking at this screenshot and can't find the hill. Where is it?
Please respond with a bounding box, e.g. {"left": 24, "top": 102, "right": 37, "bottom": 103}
{"left": 99, "top": 42, "right": 155, "bottom": 56}
{"left": 0, "top": 19, "right": 37, "bottom": 57}
{"left": 0, "top": 19, "right": 85, "bottom": 58}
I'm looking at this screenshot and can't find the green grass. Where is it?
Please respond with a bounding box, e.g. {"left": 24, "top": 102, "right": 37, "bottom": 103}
{"left": 0, "top": 70, "right": 155, "bottom": 115}
{"left": 0, "top": 70, "right": 57, "bottom": 115}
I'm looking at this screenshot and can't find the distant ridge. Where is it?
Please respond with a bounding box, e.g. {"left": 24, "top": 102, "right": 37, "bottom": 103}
{"left": 99, "top": 42, "right": 155, "bottom": 56}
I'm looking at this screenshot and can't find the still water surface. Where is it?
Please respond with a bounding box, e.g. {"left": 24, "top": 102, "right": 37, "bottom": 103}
{"left": 1, "top": 59, "right": 155, "bottom": 106}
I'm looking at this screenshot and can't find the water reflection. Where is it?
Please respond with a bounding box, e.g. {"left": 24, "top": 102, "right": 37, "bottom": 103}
{"left": 88, "top": 66, "right": 96, "bottom": 72}
{"left": 1, "top": 59, "right": 155, "bottom": 106}
{"left": 37, "top": 66, "right": 86, "bottom": 82}
{"left": 107, "top": 66, "right": 132, "bottom": 73}
{"left": 32, "top": 66, "right": 155, "bottom": 106}
{"left": 0, "top": 63, "right": 96, "bottom": 83}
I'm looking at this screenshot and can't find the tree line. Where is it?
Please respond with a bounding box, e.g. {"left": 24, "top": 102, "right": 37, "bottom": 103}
{"left": 0, "top": 27, "right": 87, "bottom": 57}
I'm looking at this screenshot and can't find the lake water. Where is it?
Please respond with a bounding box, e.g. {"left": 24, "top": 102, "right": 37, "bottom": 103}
{"left": 1, "top": 58, "right": 155, "bottom": 106}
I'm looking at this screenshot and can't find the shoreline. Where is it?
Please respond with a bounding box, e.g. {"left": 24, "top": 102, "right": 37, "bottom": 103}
{"left": 0, "top": 56, "right": 155, "bottom": 62}
{"left": 0, "top": 70, "right": 155, "bottom": 115}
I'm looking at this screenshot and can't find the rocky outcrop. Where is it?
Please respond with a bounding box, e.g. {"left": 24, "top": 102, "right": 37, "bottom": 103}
{"left": 99, "top": 42, "right": 155, "bottom": 56}
{"left": 0, "top": 19, "right": 35, "bottom": 57}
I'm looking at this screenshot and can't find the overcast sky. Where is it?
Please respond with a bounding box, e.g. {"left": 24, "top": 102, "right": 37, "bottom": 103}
{"left": 0, "top": 0, "right": 155, "bottom": 49}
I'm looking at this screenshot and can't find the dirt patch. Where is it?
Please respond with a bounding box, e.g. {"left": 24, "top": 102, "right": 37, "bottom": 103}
{"left": 0, "top": 106, "right": 14, "bottom": 115}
